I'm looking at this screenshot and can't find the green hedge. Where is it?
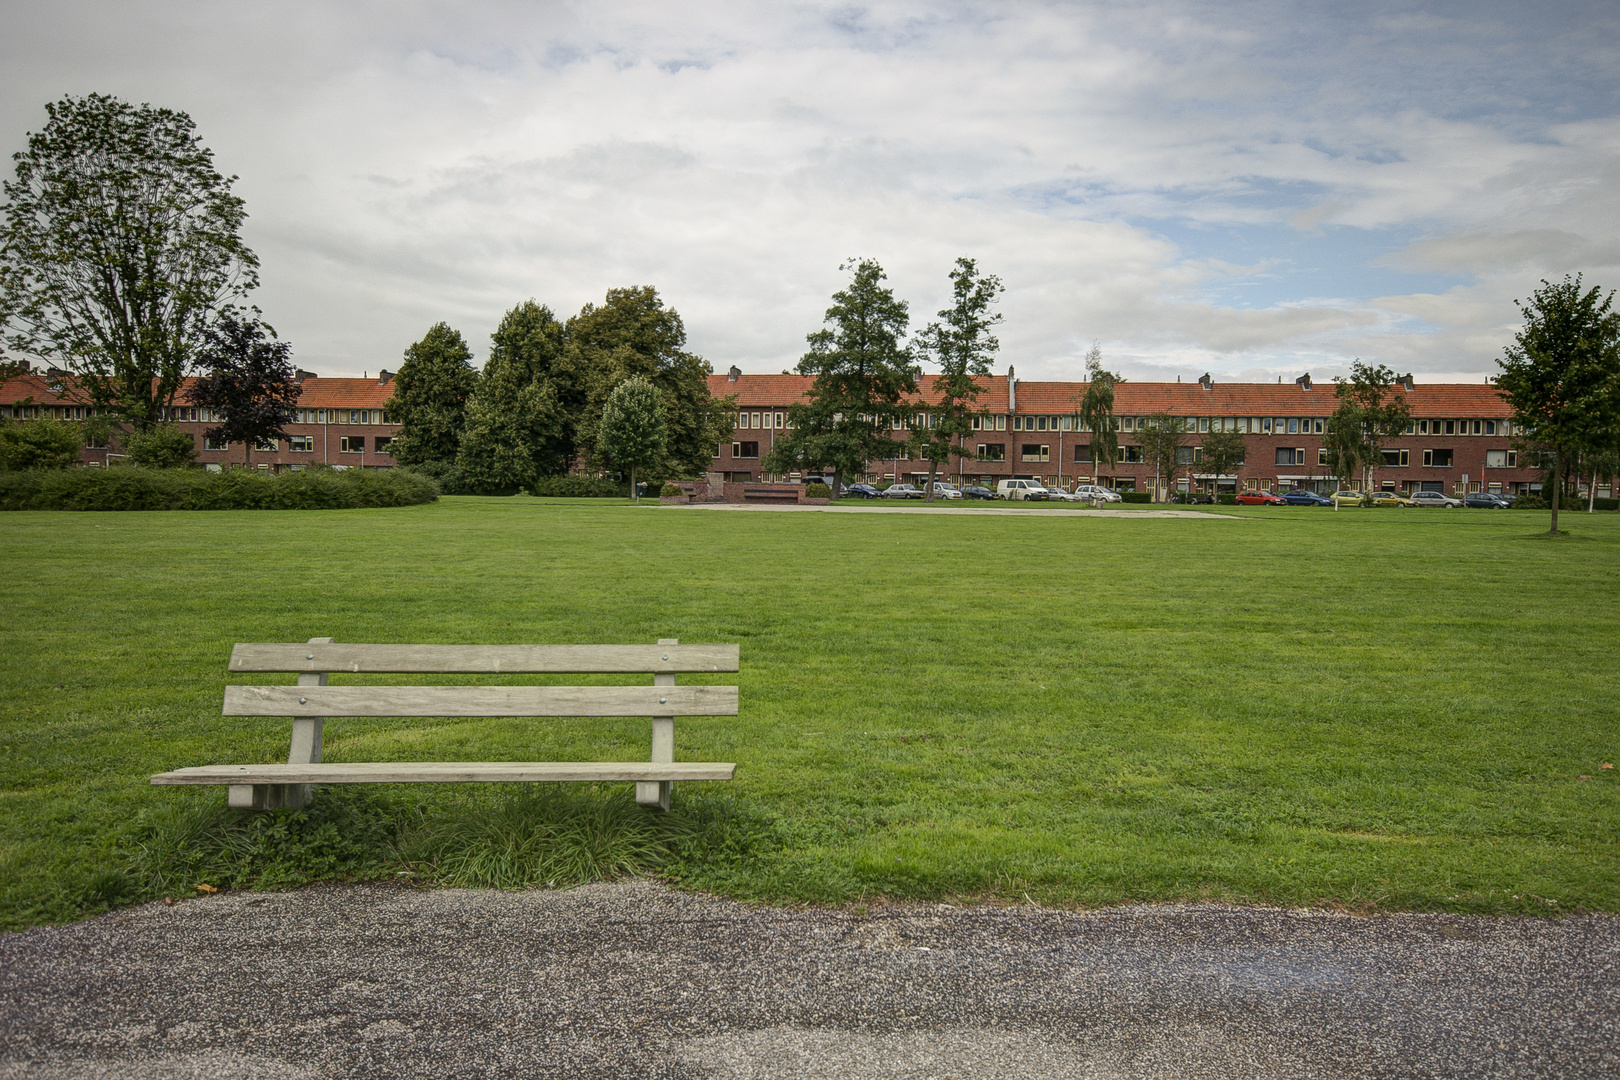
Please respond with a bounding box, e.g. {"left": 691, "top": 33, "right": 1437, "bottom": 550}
{"left": 1120, "top": 492, "right": 1153, "bottom": 503}
{"left": 0, "top": 466, "right": 438, "bottom": 511}
{"left": 806, "top": 483, "right": 832, "bottom": 499}
{"left": 527, "top": 475, "right": 632, "bottom": 498}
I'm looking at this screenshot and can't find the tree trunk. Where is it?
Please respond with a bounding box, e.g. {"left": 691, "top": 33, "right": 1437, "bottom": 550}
{"left": 1549, "top": 451, "right": 1559, "bottom": 534}
{"left": 925, "top": 458, "right": 938, "bottom": 502}
{"left": 1589, "top": 470, "right": 1597, "bottom": 513}
{"left": 833, "top": 467, "right": 843, "bottom": 502}
{"left": 630, "top": 465, "right": 637, "bottom": 502}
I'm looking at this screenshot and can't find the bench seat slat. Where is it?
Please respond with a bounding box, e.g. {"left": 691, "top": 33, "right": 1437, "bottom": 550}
{"left": 229, "top": 643, "right": 740, "bottom": 674}
{"left": 151, "top": 762, "right": 736, "bottom": 784}
{"left": 223, "top": 685, "right": 737, "bottom": 717}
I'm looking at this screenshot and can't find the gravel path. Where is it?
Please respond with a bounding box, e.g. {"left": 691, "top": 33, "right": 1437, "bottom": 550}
{"left": 2, "top": 880, "right": 1615, "bottom": 1079}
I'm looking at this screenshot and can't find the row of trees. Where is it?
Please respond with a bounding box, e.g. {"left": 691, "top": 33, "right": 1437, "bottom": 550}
{"left": 384, "top": 287, "right": 735, "bottom": 493}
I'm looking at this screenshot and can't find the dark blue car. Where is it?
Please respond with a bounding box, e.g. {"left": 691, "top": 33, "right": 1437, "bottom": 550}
{"left": 1281, "top": 490, "right": 1333, "bottom": 506}
{"left": 962, "top": 485, "right": 997, "bottom": 500}
{"left": 845, "top": 483, "right": 883, "bottom": 499}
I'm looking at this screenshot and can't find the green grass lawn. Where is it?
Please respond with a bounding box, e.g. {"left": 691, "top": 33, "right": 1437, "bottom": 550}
{"left": 2, "top": 497, "right": 1616, "bottom": 928}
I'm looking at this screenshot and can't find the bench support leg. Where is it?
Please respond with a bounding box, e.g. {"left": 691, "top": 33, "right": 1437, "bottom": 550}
{"left": 637, "top": 639, "right": 677, "bottom": 811}
{"left": 228, "top": 785, "right": 267, "bottom": 810}
{"left": 282, "top": 638, "right": 332, "bottom": 811}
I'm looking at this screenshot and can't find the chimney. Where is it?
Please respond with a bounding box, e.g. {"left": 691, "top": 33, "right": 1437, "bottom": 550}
{"left": 378, "top": 369, "right": 393, "bottom": 386}
{"left": 1296, "top": 372, "right": 1312, "bottom": 390}
{"left": 295, "top": 369, "right": 319, "bottom": 384}
{"left": 1198, "top": 372, "right": 1213, "bottom": 390}
{"left": 727, "top": 365, "right": 741, "bottom": 382}
{"left": 1007, "top": 365, "right": 1016, "bottom": 412}
{"left": 1401, "top": 372, "right": 1415, "bottom": 392}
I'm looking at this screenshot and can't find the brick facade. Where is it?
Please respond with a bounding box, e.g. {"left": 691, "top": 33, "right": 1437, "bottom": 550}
{"left": 708, "top": 369, "right": 1565, "bottom": 498}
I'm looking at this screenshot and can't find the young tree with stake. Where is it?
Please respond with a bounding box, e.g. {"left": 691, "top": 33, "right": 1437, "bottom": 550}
{"left": 910, "top": 258, "right": 1003, "bottom": 501}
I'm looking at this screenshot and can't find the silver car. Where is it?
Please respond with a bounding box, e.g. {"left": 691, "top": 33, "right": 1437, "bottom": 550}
{"left": 1410, "top": 490, "right": 1463, "bottom": 508}
{"left": 882, "top": 483, "right": 924, "bottom": 499}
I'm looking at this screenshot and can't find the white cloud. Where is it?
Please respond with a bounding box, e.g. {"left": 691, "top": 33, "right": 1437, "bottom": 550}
{"left": 1, "top": 0, "right": 1616, "bottom": 383}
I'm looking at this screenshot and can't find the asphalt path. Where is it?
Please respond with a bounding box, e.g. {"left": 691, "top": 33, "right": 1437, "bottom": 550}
{"left": 2, "top": 880, "right": 1615, "bottom": 1079}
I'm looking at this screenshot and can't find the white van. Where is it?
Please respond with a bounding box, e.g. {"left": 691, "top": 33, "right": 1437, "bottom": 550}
{"left": 995, "top": 479, "right": 1050, "bottom": 501}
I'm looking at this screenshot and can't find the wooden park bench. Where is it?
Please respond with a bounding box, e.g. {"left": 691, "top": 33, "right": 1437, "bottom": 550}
{"left": 742, "top": 486, "right": 801, "bottom": 502}
{"left": 151, "top": 638, "right": 738, "bottom": 812}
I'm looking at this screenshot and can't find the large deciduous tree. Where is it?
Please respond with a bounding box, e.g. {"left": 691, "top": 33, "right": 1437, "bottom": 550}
{"left": 456, "top": 301, "right": 568, "bottom": 493}
{"left": 0, "top": 419, "right": 83, "bottom": 471}
{"left": 1137, "top": 412, "right": 1190, "bottom": 501}
{"left": 1074, "top": 344, "right": 1121, "bottom": 482}
{"left": 597, "top": 376, "right": 668, "bottom": 501}
{"left": 764, "top": 259, "right": 916, "bottom": 497}
{"left": 910, "top": 257, "right": 1002, "bottom": 501}
{"left": 1325, "top": 361, "right": 1411, "bottom": 507}
{"left": 185, "top": 311, "right": 299, "bottom": 468}
{"left": 1495, "top": 274, "right": 1620, "bottom": 534}
{"left": 386, "top": 323, "right": 477, "bottom": 468}
{"left": 566, "top": 286, "right": 733, "bottom": 478}
{"left": 0, "top": 94, "right": 259, "bottom": 430}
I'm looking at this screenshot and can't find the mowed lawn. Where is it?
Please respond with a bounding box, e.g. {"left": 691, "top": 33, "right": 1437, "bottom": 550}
{"left": 2, "top": 497, "right": 1617, "bottom": 928}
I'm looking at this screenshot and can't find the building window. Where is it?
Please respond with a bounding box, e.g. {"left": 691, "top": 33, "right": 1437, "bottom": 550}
{"left": 1118, "top": 445, "right": 1143, "bottom": 464}
{"left": 1176, "top": 446, "right": 1197, "bottom": 465}
{"left": 1020, "top": 444, "right": 1050, "bottom": 463}
{"left": 979, "top": 443, "right": 1006, "bottom": 461}
{"left": 735, "top": 441, "right": 759, "bottom": 458}
{"left": 1381, "top": 449, "right": 1409, "bottom": 467}
{"left": 1486, "top": 449, "right": 1517, "bottom": 468}
{"left": 340, "top": 436, "right": 365, "bottom": 453}
{"left": 1424, "top": 448, "right": 1454, "bottom": 467}
{"left": 374, "top": 436, "right": 392, "bottom": 455}
{"left": 1198, "top": 418, "right": 1209, "bottom": 432}
{"left": 774, "top": 413, "right": 783, "bottom": 428}
{"left": 1275, "top": 447, "right": 1295, "bottom": 466}
{"left": 203, "top": 435, "right": 228, "bottom": 451}
{"left": 1073, "top": 444, "right": 1090, "bottom": 463}
{"left": 289, "top": 435, "right": 314, "bottom": 452}
{"left": 1318, "top": 448, "right": 1329, "bottom": 466}
{"left": 1484, "top": 420, "right": 1496, "bottom": 435}
{"left": 256, "top": 438, "right": 278, "bottom": 452}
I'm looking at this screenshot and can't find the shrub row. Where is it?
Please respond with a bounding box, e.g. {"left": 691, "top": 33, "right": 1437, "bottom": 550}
{"left": 1119, "top": 492, "right": 1153, "bottom": 503}
{"left": 0, "top": 466, "right": 438, "bottom": 511}
{"left": 527, "top": 474, "right": 632, "bottom": 498}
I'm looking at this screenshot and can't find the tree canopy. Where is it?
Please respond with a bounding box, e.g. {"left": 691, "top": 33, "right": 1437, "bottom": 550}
{"left": 456, "top": 301, "right": 567, "bottom": 492}
{"left": 1495, "top": 274, "right": 1620, "bottom": 533}
{"left": 0, "top": 94, "right": 259, "bottom": 429}
{"left": 910, "top": 257, "right": 1002, "bottom": 500}
{"left": 387, "top": 323, "right": 477, "bottom": 467}
{"left": 597, "top": 376, "right": 667, "bottom": 500}
{"left": 1075, "top": 344, "right": 1120, "bottom": 478}
{"left": 1199, "top": 428, "right": 1248, "bottom": 496}
{"left": 185, "top": 311, "right": 299, "bottom": 467}
{"left": 764, "top": 259, "right": 917, "bottom": 494}
{"left": 1137, "top": 413, "right": 1189, "bottom": 501}
{"left": 1325, "top": 362, "right": 1412, "bottom": 501}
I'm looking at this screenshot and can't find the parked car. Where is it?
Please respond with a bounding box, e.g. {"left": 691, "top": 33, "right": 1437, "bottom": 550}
{"left": 1071, "top": 483, "right": 1123, "bottom": 503}
{"left": 1044, "top": 487, "right": 1085, "bottom": 502}
{"left": 845, "top": 483, "right": 883, "bottom": 499}
{"left": 1464, "top": 492, "right": 1510, "bottom": 508}
{"left": 1366, "top": 490, "right": 1413, "bottom": 507}
{"left": 1281, "top": 490, "right": 1333, "bottom": 506}
{"left": 882, "top": 483, "right": 924, "bottom": 499}
{"left": 1172, "top": 491, "right": 1216, "bottom": 504}
{"left": 996, "top": 479, "right": 1051, "bottom": 501}
{"left": 1330, "top": 490, "right": 1366, "bottom": 507}
{"left": 926, "top": 481, "right": 964, "bottom": 500}
{"left": 1410, "top": 490, "right": 1463, "bottom": 508}
{"left": 1234, "top": 490, "right": 1286, "bottom": 505}
{"left": 962, "top": 485, "right": 997, "bottom": 500}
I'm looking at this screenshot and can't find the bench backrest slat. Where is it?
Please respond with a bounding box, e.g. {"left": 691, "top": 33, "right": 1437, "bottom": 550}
{"left": 223, "top": 684, "right": 738, "bottom": 718}
{"left": 229, "top": 643, "right": 740, "bottom": 674}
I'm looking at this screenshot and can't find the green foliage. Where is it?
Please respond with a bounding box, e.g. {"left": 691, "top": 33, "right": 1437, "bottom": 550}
{"left": 1496, "top": 275, "right": 1620, "bottom": 533}
{"left": 400, "top": 459, "right": 469, "bottom": 495}
{"left": 806, "top": 482, "right": 832, "bottom": 498}
{"left": 597, "top": 376, "right": 668, "bottom": 499}
{"left": 0, "top": 465, "right": 438, "bottom": 510}
{"left": 0, "top": 418, "right": 83, "bottom": 470}
{"left": 1326, "top": 362, "right": 1412, "bottom": 493}
{"left": 660, "top": 482, "right": 684, "bottom": 497}
{"left": 765, "top": 259, "right": 916, "bottom": 494}
{"left": 1217, "top": 493, "right": 1238, "bottom": 505}
{"left": 1136, "top": 413, "right": 1189, "bottom": 500}
{"left": 910, "top": 258, "right": 1003, "bottom": 497}
{"left": 0, "top": 94, "right": 259, "bottom": 429}
{"left": 1120, "top": 491, "right": 1153, "bottom": 503}
{"left": 1199, "top": 428, "right": 1249, "bottom": 491}
{"left": 527, "top": 474, "right": 630, "bottom": 498}
{"left": 123, "top": 423, "right": 198, "bottom": 468}
{"left": 386, "top": 323, "right": 477, "bottom": 467}
{"left": 1510, "top": 493, "right": 1548, "bottom": 509}
{"left": 1590, "top": 496, "right": 1620, "bottom": 512}
{"left": 457, "top": 301, "right": 569, "bottom": 493}
{"left": 1075, "top": 344, "right": 1120, "bottom": 474}
{"left": 567, "top": 287, "right": 733, "bottom": 478}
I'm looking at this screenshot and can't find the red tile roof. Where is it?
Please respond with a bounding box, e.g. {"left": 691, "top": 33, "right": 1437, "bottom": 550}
{"left": 707, "top": 373, "right": 1510, "bottom": 417}
{"left": 2, "top": 373, "right": 397, "bottom": 409}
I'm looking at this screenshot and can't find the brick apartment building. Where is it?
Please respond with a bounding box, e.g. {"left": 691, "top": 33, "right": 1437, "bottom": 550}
{"left": 710, "top": 367, "right": 1563, "bottom": 498}
{"left": 2, "top": 370, "right": 402, "bottom": 471}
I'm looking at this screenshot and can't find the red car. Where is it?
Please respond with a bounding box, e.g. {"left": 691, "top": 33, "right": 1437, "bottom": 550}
{"left": 1234, "top": 490, "right": 1286, "bottom": 505}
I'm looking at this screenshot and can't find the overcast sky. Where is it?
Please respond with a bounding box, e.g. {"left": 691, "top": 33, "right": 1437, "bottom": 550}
{"left": 3, "top": 0, "right": 1617, "bottom": 383}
